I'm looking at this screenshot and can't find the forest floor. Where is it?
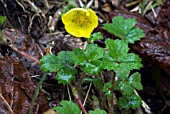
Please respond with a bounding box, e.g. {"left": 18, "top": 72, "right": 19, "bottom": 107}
{"left": 0, "top": 0, "right": 170, "bottom": 114}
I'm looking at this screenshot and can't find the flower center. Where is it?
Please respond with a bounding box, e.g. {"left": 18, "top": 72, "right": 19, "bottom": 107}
{"left": 72, "top": 11, "right": 91, "bottom": 27}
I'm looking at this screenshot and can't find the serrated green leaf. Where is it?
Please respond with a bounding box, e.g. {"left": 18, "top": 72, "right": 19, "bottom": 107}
{"left": 115, "top": 80, "right": 134, "bottom": 95}
{"left": 128, "top": 72, "right": 143, "bottom": 90}
{"left": 89, "top": 108, "right": 107, "bottom": 114}
{"left": 114, "top": 66, "right": 130, "bottom": 79}
{"left": 104, "top": 38, "right": 142, "bottom": 79}
{"left": 115, "top": 72, "right": 143, "bottom": 95}
{"left": 102, "top": 52, "right": 118, "bottom": 70}
{"left": 120, "top": 53, "right": 142, "bottom": 70}
{"left": 125, "top": 27, "right": 145, "bottom": 43}
{"left": 85, "top": 44, "right": 104, "bottom": 61}
{"left": 82, "top": 60, "right": 103, "bottom": 75}
{"left": 40, "top": 54, "right": 63, "bottom": 72}
{"left": 89, "top": 32, "right": 103, "bottom": 43}
{"left": 57, "top": 51, "right": 74, "bottom": 66}
{"left": 105, "top": 39, "right": 129, "bottom": 61}
{"left": 103, "top": 16, "right": 144, "bottom": 44}
{"left": 56, "top": 66, "right": 77, "bottom": 85}
{"left": 53, "top": 100, "right": 81, "bottom": 114}
{"left": 71, "top": 48, "right": 86, "bottom": 64}
{"left": 0, "top": 16, "right": 6, "bottom": 26}
{"left": 118, "top": 94, "right": 142, "bottom": 110}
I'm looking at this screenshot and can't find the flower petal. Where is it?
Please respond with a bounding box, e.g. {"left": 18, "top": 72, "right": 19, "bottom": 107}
{"left": 88, "top": 9, "right": 98, "bottom": 27}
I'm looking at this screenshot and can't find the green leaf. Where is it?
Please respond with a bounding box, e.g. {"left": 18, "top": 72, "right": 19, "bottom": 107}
{"left": 105, "top": 90, "right": 113, "bottom": 98}
{"left": 104, "top": 38, "right": 142, "bottom": 79}
{"left": 89, "top": 108, "right": 107, "bottom": 114}
{"left": 115, "top": 80, "right": 134, "bottom": 96}
{"left": 0, "top": 16, "right": 6, "bottom": 26}
{"left": 128, "top": 72, "right": 143, "bottom": 90}
{"left": 82, "top": 60, "right": 103, "bottom": 75}
{"left": 103, "top": 16, "right": 144, "bottom": 44}
{"left": 89, "top": 32, "right": 103, "bottom": 43}
{"left": 114, "top": 66, "right": 130, "bottom": 79}
{"left": 105, "top": 39, "right": 129, "bottom": 61}
{"left": 57, "top": 51, "right": 74, "bottom": 66}
{"left": 120, "top": 53, "right": 142, "bottom": 70}
{"left": 85, "top": 44, "right": 104, "bottom": 61}
{"left": 40, "top": 54, "right": 63, "bottom": 72}
{"left": 53, "top": 100, "right": 81, "bottom": 114}
{"left": 115, "top": 72, "right": 143, "bottom": 95}
{"left": 102, "top": 82, "right": 112, "bottom": 92}
{"left": 126, "top": 27, "right": 145, "bottom": 44}
{"left": 56, "top": 66, "right": 77, "bottom": 85}
{"left": 71, "top": 48, "right": 86, "bottom": 64}
{"left": 118, "top": 94, "right": 142, "bottom": 110}
{"left": 102, "top": 82, "right": 113, "bottom": 97}
{"left": 102, "top": 52, "right": 117, "bottom": 70}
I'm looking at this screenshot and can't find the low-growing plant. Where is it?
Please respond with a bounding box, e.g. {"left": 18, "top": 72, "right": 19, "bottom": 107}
{"left": 40, "top": 9, "right": 145, "bottom": 113}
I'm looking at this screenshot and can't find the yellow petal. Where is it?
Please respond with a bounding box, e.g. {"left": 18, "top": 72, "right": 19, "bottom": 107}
{"left": 88, "top": 9, "right": 98, "bottom": 27}
{"left": 65, "top": 23, "right": 80, "bottom": 37}
{"left": 78, "top": 26, "right": 94, "bottom": 38}
{"left": 62, "top": 12, "right": 75, "bottom": 25}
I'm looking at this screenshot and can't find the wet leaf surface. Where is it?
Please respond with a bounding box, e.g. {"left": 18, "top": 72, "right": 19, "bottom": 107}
{"left": 0, "top": 56, "right": 49, "bottom": 114}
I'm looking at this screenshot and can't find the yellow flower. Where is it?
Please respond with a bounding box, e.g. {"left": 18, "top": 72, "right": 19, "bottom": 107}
{"left": 62, "top": 8, "right": 98, "bottom": 38}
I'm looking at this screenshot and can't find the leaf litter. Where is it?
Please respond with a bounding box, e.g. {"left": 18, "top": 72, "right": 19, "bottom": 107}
{"left": 0, "top": 0, "right": 170, "bottom": 113}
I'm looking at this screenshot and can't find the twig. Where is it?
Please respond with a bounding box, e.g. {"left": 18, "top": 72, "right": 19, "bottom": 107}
{"left": 28, "top": 13, "right": 41, "bottom": 33}
{"left": 70, "top": 83, "right": 88, "bottom": 114}
{"left": 134, "top": 90, "right": 151, "bottom": 113}
{"left": 76, "top": 72, "right": 85, "bottom": 90}
{"left": 86, "top": 0, "right": 94, "bottom": 8}
{"left": 108, "top": 97, "right": 114, "bottom": 114}
{"left": 78, "top": 0, "right": 84, "bottom": 8}
{"left": 83, "top": 82, "right": 92, "bottom": 106}
{"left": 9, "top": 45, "right": 40, "bottom": 64}
{"left": 67, "top": 85, "right": 71, "bottom": 101}
{"left": 15, "top": 0, "right": 30, "bottom": 14}
{"left": 0, "top": 93, "right": 14, "bottom": 114}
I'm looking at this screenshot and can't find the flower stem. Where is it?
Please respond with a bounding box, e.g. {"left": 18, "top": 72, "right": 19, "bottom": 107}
{"left": 70, "top": 83, "right": 88, "bottom": 114}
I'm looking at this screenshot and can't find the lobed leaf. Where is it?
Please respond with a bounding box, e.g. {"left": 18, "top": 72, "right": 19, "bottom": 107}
{"left": 71, "top": 48, "right": 86, "bottom": 64}
{"left": 103, "top": 16, "right": 144, "bottom": 44}
{"left": 128, "top": 72, "right": 143, "bottom": 90}
{"left": 56, "top": 66, "right": 77, "bottom": 85}
{"left": 105, "top": 39, "right": 129, "bottom": 61}
{"left": 89, "top": 32, "right": 103, "bottom": 43}
{"left": 89, "top": 108, "right": 107, "bottom": 114}
{"left": 85, "top": 44, "right": 104, "bottom": 61}
{"left": 118, "top": 94, "right": 142, "bottom": 110}
{"left": 40, "top": 54, "right": 62, "bottom": 72}
{"left": 82, "top": 60, "right": 103, "bottom": 75}
{"left": 53, "top": 100, "right": 81, "bottom": 114}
